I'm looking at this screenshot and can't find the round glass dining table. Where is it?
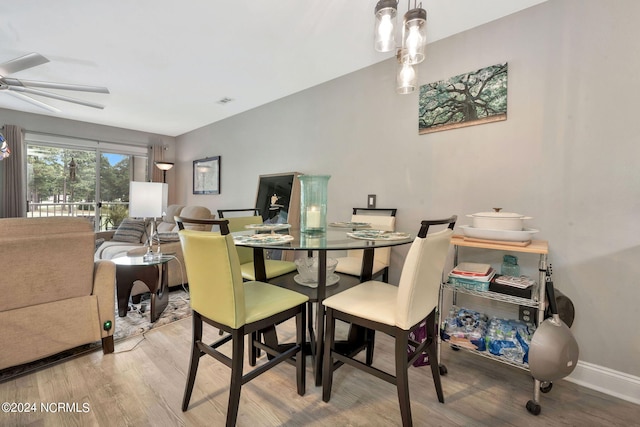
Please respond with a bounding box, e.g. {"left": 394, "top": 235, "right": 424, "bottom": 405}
{"left": 233, "top": 226, "right": 414, "bottom": 386}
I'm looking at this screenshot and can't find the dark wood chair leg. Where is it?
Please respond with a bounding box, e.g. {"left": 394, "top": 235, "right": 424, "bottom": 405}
{"left": 249, "top": 331, "right": 258, "bottom": 366}
{"left": 102, "top": 335, "right": 114, "bottom": 354}
{"left": 182, "top": 312, "right": 203, "bottom": 411}
{"left": 296, "top": 306, "right": 306, "bottom": 396}
{"left": 226, "top": 328, "right": 244, "bottom": 427}
{"left": 425, "top": 312, "right": 444, "bottom": 403}
{"left": 365, "top": 329, "right": 375, "bottom": 365}
{"left": 322, "top": 307, "right": 336, "bottom": 402}
{"left": 396, "top": 329, "right": 413, "bottom": 427}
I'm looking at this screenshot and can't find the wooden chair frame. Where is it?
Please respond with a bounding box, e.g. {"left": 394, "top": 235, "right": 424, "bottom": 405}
{"left": 322, "top": 217, "right": 457, "bottom": 427}
{"left": 178, "top": 219, "right": 307, "bottom": 427}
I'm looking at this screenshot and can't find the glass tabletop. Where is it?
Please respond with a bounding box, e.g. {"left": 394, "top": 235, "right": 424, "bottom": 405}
{"left": 232, "top": 227, "right": 413, "bottom": 250}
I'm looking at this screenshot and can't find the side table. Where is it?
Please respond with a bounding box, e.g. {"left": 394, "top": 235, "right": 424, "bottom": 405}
{"left": 112, "top": 255, "right": 175, "bottom": 323}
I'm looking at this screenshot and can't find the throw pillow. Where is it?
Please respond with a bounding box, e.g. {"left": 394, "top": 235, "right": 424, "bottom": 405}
{"left": 112, "top": 218, "right": 147, "bottom": 243}
{"left": 154, "top": 232, "right": 180, "bottom": 243}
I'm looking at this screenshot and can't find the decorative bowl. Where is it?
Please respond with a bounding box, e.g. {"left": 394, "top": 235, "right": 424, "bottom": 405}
{"left": 294, "top": 257, "right": 338, "bottom": 283}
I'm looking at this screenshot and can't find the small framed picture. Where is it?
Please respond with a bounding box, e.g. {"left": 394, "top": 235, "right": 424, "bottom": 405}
{"left": 193, "top": 156, "right": 220, "bottom": 195}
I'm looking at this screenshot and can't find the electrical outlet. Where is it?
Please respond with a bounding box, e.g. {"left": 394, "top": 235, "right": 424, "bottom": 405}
{"left": 519, "top": 305, "right": 537, "bottom": 326}
{"left": 367, "top": 194, "right": 376, "bottom": 208}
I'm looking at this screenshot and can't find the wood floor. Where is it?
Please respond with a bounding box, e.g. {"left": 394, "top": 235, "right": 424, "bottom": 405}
{"left": 0, "top": 316, "right": 637, "bottom": 427}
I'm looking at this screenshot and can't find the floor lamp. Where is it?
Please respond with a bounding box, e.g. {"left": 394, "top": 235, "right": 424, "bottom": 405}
{"left": 154, "top": 161, "right": 174, "bottom": 183}
{"left": 129, "top": 181, "right": 168, "bottom": 261}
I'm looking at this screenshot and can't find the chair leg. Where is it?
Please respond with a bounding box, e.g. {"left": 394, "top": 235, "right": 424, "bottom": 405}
{"left": 296, "top": 305, "right": 306, "bottom": 396}
{"left": 365, "top": 329, "right": 376, "bottom": 365}
{"left": 395, "top": 329, "right": 413, "bottom": 427}
{"left": 322, "top": 307, "right": 336, "bottom": 402}
{"left": 249, "top": 331, "right": 258, "bottom": 366}
{"left": 182, "top": 312, "right": 203, "bottom": 411}
{"left": 425, "top": 312, "right": 444, "bottom": 403}
{"left": 226, "top": 328, "right": 245, "bottom": 427}
{"left": 382, "top": 267, "right": 389, "bottom": 283}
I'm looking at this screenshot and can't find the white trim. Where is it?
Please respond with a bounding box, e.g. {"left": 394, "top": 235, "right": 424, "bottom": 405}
{"left": 24, "top": 131, "right": 148, "bottom": 156}
{"left": 565, "top": 360, "right": 640, "bottom": 405}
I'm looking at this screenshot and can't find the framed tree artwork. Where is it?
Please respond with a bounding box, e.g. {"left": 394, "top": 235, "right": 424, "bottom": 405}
{"left": 419, "top": 62, "right": 508, "bottom": 134}
{"left": 193, "top": 156, "right": 220, "bottom": 195}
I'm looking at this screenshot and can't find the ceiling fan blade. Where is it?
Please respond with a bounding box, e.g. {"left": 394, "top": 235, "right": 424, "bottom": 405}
{"left": 5, "top": 91, "right": 61, "bottom": 113}
{"left": 2, "top": 77, "right": 109, "bottom": 94}
{"left": 8, "top": 85, "right": 105, "bottom": 109}
{"left": 0, "top": 53, "right": 49, "bottom": 76}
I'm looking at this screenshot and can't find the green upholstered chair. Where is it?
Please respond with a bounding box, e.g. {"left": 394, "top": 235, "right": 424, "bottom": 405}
{"left": 322, "top": 216, "right": 457, "bottom": 427}
{"left": 179, "top": 220, "right": 308, "bottom": 427}
{"left": 334, "top": 208, "right": 397, "bottom": 282}
{"left": 218, "top": 209, "right": 297, "bottom": 281}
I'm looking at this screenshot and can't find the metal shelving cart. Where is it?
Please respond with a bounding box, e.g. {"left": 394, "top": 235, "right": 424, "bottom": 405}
{"left": 437, "top": 235, "right": 549, "bottom": 415}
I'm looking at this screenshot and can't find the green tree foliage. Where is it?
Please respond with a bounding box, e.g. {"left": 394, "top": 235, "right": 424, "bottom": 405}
{"left": 419, "top": 63, "right": 508, "bottom": 131}
{"left": 27, "top": 146, "right": 132, "bottom": 204}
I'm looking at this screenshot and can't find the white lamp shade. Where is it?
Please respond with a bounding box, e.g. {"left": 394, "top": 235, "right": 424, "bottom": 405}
{"left": 129, "top": 181, "right": 168, "bottom": 218}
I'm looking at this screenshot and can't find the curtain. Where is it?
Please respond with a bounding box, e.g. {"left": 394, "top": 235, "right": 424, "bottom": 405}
{"left": 0, "top": 125, "right": 25, "bottom": 218}
{"left": 150, "top": 144, "right": 164, "bottom": 183}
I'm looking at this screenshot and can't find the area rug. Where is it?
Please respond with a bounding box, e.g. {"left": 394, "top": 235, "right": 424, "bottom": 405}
{"left": 0, "top": 288, "right": 191, "bottom": 383}
{"left": 113, "top": 288, "right": 191, "bottom": 341}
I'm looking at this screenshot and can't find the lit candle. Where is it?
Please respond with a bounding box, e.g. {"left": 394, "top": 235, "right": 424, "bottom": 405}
{"left": 307, "top": 206, "right": 321, "bottom": 228}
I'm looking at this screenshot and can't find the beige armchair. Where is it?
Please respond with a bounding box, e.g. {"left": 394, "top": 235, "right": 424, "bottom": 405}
{"left": 0, "top": 217, "right": 116, "bottom": 370}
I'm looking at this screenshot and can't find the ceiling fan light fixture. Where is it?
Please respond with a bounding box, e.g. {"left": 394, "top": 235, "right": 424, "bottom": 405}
{"left": 401, "top": 6, "right": 427, "bottom": 65}
{"left": 374, "top": 0, "right": 398, "bottom": 53}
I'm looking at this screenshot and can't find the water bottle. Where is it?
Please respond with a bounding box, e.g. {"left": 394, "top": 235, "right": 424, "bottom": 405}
{"left": 501, "top": 254, "right": 520, "bottom": 276}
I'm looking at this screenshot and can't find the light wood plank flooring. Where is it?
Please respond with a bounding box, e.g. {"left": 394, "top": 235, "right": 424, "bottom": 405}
{"left": 0, "top": 316, "right": 637, "bottom": 426}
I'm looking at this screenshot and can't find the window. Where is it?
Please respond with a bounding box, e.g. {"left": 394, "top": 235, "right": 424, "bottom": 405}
{"left": 25, "top": 132, "right": 148, "bottom": 230}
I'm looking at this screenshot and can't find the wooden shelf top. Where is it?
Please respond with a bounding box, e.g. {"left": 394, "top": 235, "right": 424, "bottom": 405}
{"left": 451, "top": 235, "right": 548, "bottom": 254}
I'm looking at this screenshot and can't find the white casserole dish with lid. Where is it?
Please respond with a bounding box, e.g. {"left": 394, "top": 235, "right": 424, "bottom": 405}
{"left": 466, "top": 208, "right": 532, "bottom": 231}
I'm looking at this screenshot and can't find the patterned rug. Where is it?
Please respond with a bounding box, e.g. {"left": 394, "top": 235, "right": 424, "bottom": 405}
{"left": 0, "top": 288, "right": 191, "bottom": 383}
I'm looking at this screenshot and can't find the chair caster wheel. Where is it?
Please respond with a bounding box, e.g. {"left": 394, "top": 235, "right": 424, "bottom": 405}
{"left": 540, "top": 382, "right": 553, "bottom": 393}
{"left": 439, "top": 364, "right": 448, "bottom": 375}
{"left": 526, "top": 400, "right": 541, "bottom": 415}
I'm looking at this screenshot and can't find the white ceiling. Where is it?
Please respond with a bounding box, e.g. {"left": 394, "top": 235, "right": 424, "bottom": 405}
{"left": 0, "top": 1, "right": 547, "bottom": 137}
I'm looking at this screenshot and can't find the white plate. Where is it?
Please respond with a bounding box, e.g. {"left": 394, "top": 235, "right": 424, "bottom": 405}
{"left": 460, "top": 225, "right": 539, "bottom": 242}
{"left": 294, "top": 273, "right": 340, "bottom": 288}
{"left": 244, "top": 223, "right": 291, "bottom": 231}
{"left": 233, "top": 234, "right": 294, "bottom": 245}
{"left": 329, "top": 222, "right": 371, "bottom": 229}
{"left": 347, "top": 230, "right": 411, "bottom": 241}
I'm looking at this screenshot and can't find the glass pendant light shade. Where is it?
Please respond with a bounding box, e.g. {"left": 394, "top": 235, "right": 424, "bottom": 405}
{"left": 374, "top": 0, "right": 398, "bottom": 52}
{"left": 401, "top": 7, "right": 427, "bottom": 64}
{"left": 396, "top": 50, "right": 417, "bottom": 94}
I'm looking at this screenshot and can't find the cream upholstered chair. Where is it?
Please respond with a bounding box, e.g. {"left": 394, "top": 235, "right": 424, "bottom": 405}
{"left": 334, "top": 208, "right": 397, "bottom": 282}
{"left": 179, "top": 220, "right": 308, "bottom": 427}
{"left": 322, "top": 216, "right": 457, "bottom": 427}
{"left": 217, "top": 208, "right": 297, "bottom": 281}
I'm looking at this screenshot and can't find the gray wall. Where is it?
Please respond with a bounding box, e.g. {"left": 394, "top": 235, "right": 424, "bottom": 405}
{"left": 176, "top": 0, "right": 640, "bottom": 381}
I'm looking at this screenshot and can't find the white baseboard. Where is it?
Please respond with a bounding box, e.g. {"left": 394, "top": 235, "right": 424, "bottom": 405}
{"left": 566, "top": 360, "right": 640, "bottom": 405}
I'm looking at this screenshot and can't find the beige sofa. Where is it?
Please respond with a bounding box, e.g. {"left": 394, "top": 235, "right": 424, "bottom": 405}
{"left": 0, "top": 217, "right": 116, "bottom": 370}
{"left": 95, "top": 205, "right": 214, "bottom": 291}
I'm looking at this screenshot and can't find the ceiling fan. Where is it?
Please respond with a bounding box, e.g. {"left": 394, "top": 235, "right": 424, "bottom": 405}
{"left": 0, "top": 52, "right": 109, "bottom": 113}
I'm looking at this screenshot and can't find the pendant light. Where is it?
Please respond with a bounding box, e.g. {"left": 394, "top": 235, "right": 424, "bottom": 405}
{"left": 400, "top": 5, "right": 427, "bottom": 65}
{"left": 396, "top": 50, "right": 417, "bottom": 94}
{"left": 374, "top": 1, "right": 427, "bottom": 94}
{"left": 374, "top": 0, "right": 398, "bottom": 53}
